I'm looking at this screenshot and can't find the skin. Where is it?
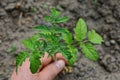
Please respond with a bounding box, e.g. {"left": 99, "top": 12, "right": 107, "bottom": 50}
{"left": 10, "top": 53, "right": 66, "bottom": 80}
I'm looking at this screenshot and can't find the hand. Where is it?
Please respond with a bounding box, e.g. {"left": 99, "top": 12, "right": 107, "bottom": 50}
{"left": 10, "top": 53, "right": 65, "bottom": 80}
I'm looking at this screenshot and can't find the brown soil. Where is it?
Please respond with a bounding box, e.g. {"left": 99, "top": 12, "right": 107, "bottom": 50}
{"left": 0, "top": 0, "right": 120, "bottom": 80}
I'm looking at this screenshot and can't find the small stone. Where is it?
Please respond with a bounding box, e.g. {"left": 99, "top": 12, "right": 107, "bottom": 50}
{"left": 5, "top": 3, "right": 15, "bottom": 10}
{"left": 110, "top": 40, "right": 116, "bottom": 45}
{"left": 15, "top": 2, "right": 21, "bottom": 9}
{"left": 105, "top": 41, "right": 110, "bottom": 47}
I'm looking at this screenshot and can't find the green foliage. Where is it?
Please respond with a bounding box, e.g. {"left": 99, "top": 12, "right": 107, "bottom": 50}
{"left": 80, "top": 43, "right": 98, "bottom": 61}
{"left": 30, "top": 52, "right": 41, "bottom": 73}
{"left": 16, "top": 8, "right": 103, "bottom": 74}
{"left": 88, "top": 29, "right": 104, "bottom": 44}
{"left": 44, "top": 8, "right": 69, "bottom": 24}
{"left": 22, "top": 35, "right": 42, "bottom": 51}
{"left": 93, "top": 0, "right": 98, "bottom": 3}
{"left": 62, "top": 29, "right": 73, "bottom": 45}
{"left": 8, "top": 44, "right": 16, "bottom": 53}
{"left": 16, "top": 52, "right": 29, "bottom": 72}
{"left": 30, "top": 6, "right": 37, "bottom": 12}
{"left": 74, "top": 18, "right": 87, "bottom": 41}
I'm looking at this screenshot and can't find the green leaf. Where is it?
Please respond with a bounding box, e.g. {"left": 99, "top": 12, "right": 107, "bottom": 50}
{"left": 16, "top": 52, "right": 29, "bottom": 72}
{"left": 8, "top": 44, "right": 16, "bottom": 53}
{"left": 22, "top": 36, "right": 39, "bottom": 51}
{"left": 60, "top": 49, "right": 72, "bottom": 61}
{"left": 49, "top": 46, "right": 59, "bottom": 56}
{"left": 80, "top": 43, "right": 98, "bottom": 61}
{"left": 30, "top": 52, "right": 41, "bottom": 74}
{"left": 44, "top": 44, "right": 53, "bottom": 52}
{"left": 52, "top": 27, "right": 66, "bottom": 34}
{"left": 44, "top": 16, "right": 52, "bottom": 22}
{"left": 34, "top": 25, "right": 51, "bottom": 35}
{"left": 74, "top": 18, "right": 87, "bottom": 41}
{"left": 51, "top": 8, "right": 61, "bottom": 17}
{"left": 88, "top": 29, "right": 104, "bottom": 44}
{"left": 62, "top": 29, "right": 73, "bottom": 44}
{"left": 55, "top": 16, "right": 69, "bottom": 23}
{"left": 68, "top": 46, "right": 78, "bottom": 66}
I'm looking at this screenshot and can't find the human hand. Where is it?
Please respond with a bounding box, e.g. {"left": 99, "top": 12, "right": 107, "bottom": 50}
{"left": 10, "top": 53, "right": 65, "bottom": 80}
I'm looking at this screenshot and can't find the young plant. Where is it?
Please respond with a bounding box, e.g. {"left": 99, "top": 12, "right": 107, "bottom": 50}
{"left": 16, "top": 8, "right": 103, "bottom": 74}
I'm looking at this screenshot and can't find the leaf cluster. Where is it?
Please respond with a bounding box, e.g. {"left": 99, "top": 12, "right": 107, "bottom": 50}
{"left": 16, "top": 8, "right": 103, "bottom": 74}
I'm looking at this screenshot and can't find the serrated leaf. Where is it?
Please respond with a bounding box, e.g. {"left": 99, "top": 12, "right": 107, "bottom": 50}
{"left": 44, "top": 16, "right": 52, "bottom": 22}
{"left": 22, "top": 39, "right": 33, "bottom": 50}
{"left": 44, "top": 44, "right": 52, "bottom": 52}
{"left": 16, "top": 52, "right": 29, "bottom": 72}
{"left": 80, "top": 43, "right": 98, "bottom": 61}
{"left": 52, "top": 27, "right": 66, "bottom": 34}
{"left": 68, "top": 46, "right": 78, "bottom": 66}
{"left": 22, "top": 35, "right": 41, "bottom": 51}
{"left": 51, "top": 8, "right": 61, "bottom": 17}
{"left": 88, "top": 29, "right": 104, "bottom": 44}
{"left": 60, "top": 49, "right": 72, "bottom": 61}
{"left": 49, "top": 46, "right": 59, "bottom": 57}
{"left": 43, "top": 41, "right": 47, "bottom": 48}
{"left": 55, "top": 16, "right": 69, "bottom": 23}
{"left": 62, "top": 30, "right": 73, "bottom": 44}
{"left": 30, "top": 52, "right": 41, "bottom": 74}
{"left": 74, "top": 18, "right": 87, "bottom": 41}
{"left": 34, "top": 25, "right": 51, "bottom": 35}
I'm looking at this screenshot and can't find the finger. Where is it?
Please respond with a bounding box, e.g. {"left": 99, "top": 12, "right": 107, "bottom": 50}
{"left": 39, "top": 52, "right": 52, "bottom": 71}
{"left": 38, "top": 60, "right": 65, "bottom": 80}
{"left": 56, "top": 53, "right": 67, "bottom": 64}
{"left": 40, "top": 52, "right": 52, "bottom": 66}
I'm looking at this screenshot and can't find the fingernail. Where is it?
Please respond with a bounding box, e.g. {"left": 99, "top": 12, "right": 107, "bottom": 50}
{"left": 55, "top": 60, "right": 65, "bottom": 69}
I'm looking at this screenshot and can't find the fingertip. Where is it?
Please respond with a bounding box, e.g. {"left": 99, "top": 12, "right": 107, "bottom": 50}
{"left": 56, "top": 53, "right": 67, "bottom": 64}
{"left": 55, "top": 60, "right": 65, "bottom": 69}
{"left": 38, "top": 60, "right": 65, "bottom": 80}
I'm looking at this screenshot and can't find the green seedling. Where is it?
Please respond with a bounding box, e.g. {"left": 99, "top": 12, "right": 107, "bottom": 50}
{"left": 16, "top": 8, "right": 104, "bottom": 74}
{"left": 93, "top": 0, "right": 98, "bottom": 3}
{"left": 30, "top": 6, "right": 37, "bottom": 12}
{"left": 9, "top": 44, "right": 16, "bottom": 53}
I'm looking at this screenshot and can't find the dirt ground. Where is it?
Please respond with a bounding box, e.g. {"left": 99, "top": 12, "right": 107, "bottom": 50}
{"left": 0, "top": 0, "right": 120, "bottom": 80}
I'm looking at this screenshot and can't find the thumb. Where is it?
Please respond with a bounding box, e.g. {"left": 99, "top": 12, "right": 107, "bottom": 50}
{"left": 38, "top": 60, "right": 65, "bottom": 80}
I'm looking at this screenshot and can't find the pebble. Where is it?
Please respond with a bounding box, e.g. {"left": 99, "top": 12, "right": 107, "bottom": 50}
{"left": 110, "top": 40, "right": 116, "bottom": 45}
{"left": 105, "top": 41, "right": 111, "bottom": 47}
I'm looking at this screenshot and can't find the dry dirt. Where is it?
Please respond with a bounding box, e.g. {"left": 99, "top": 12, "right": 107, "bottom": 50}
{"left": 0, "top": 0, "right": 120, "bottom": 80}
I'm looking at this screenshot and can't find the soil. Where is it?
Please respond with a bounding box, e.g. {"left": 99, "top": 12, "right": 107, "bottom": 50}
{"left": 0, "top": 0, "right": 120, "bottom": 80}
